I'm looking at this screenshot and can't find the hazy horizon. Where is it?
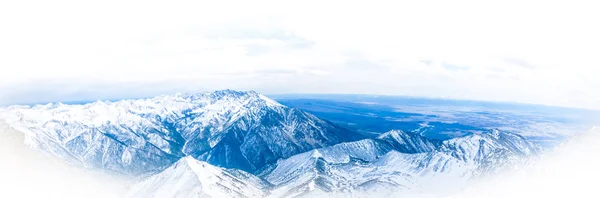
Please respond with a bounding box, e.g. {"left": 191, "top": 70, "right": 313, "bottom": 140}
{"left": 1, "top": 0, "right": 599, "bottom": 109}
{"left": 3, "top": 90, "right": 600, "bottom": 112}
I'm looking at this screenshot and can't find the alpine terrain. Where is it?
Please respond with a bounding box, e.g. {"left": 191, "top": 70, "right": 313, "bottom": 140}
{"left": 0, "top": 90, "right": 543, "bottom": 197}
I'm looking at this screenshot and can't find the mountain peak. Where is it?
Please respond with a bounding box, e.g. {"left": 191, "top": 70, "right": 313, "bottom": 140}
{"left": 0, "top": 89, "right": 360, "bottom": 174}
{"left": 171, "top": 89, "right": 253, "bottom": 100}
{"left": 440, "top": 130, "right": 541, "bottom": 165}
{"left": 377, "top": 129, "right": 440, "bottom": 153}
{"left": 211, "top": 89, "right": 254, "bottom": 97}
{"left": 377, "top": 129, "right": 404, "bottom": 139}
{"left": 171, "top": 90, "right": 282, "bottom": 108}
{"left": 488, "top": 128, "right": 501, "bottom": 137}
{"left": 127, "top": 156, "right": 269, "bottom": 198}
{"left": 311, "top": 149, "right": 324, "bottom": 159}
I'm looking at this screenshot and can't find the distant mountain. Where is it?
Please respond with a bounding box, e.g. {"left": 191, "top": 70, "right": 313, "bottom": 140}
{"left": 0, "top": 90, "right": 363, "bottom": 175}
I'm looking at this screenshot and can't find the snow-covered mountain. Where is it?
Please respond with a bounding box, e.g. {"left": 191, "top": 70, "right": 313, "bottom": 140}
{"left": 126, "top": 157, "right": 270, "bottom": 198}
{"left": 0, "top": 90, "right": 544, "bottom": 197}
{"left": 0, "top": 90, "right": 363, "bottom": 175}
{"left": 439, "top": 129, "right": 540, "bottom": 165}
{"left": 127, "top": 127, "right": 541, "bottom": 198}
{"left": 133, "top": 130, "right": 539, "bottom": 198}
{"left": 439, "top": 129, "right": 542, "bottom": 178}
{"left": 377, "top": 129, "right": 441, "bottom": 153}
{"left": 451, "top": 126, "right": 600, "bottom": 198}
{"left": 254, "top": 129, "right": 541, "bottom": 197}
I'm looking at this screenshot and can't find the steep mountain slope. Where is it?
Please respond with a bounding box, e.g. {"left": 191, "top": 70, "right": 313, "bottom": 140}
{"left": 377, "top": 129, "right": 441, "bottom": 153}
{"left": 0, "top": 90, "right": 363, "bottom": 175}
{"left": 126, "top": 157, "right": 270, "bottom": 198}
{"left": 260, "top": 145, "right": 461, "bottom": 197}
{"left": 260, "top": 140, "right": 391, "bottom": 198}
{"left": 258, "top": 129, "right": 541, "bottom": 197}
{"left": 124, "top": 130, "right": 455, "bottom": 198}
{"left": 0, "top": 90, "right": 544, "bottom": 198}
{"left": 439, "top": 129, "right": 542, "bottom": 177}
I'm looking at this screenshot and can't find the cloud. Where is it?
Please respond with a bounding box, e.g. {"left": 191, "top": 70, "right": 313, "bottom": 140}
{"left": 0, "top": 0, "right": 599, "bottom": 109}
{"left": 504, "top": 58, "right": 535, "bottom": 69}
{"left": 344, "top": 57, "right": 388, "bottom": 70}
{"left": 440, "top": 63, "right": 471, "bottom": 71}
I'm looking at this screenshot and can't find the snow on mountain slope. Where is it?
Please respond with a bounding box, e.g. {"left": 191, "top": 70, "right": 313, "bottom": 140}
{"left": 260, "top": 139, "right": 390, "bottom": 184}
{"left": 126, "top": 157, "right": 270, "bottom": 198}
{"left": 118, "top": 127, "right": 540, "bottom": 198}
{"left": 362, "top": 151, "right": 472, "bottom": 196}
{"left": 439, "top": 129, "right": 541, "bottom": 168}
{"left": 260, "top": 146, "right": 465, "bottom": 197}
{"left": 0, "top": 120, "right": 128, "bottom": 198}
{"left": 0, "top": 90, "right": 363, "bottom": 175}
{"left": 254, "top": 139, "right": 387, "bottom": 197}
{"left": 377, "top": 129, "right": 441, "bottom": 153}
{"left": 452, "top": 126, "right": 600, "bottom": 198}
{"left": 259, "top": 129, "right": 540, "bottom": 197}
{"left": 0, "top": 89, "right": 544, "bottom": 198}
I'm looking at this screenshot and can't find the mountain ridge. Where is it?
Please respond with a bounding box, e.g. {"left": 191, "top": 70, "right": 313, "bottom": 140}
{"left": 127, "top": 128, "right": 540, "bottom": 198}
{"left": 0, "top": 90, "right": 544, "bottom": 197}
{"left": 0, "top": 90, "right": 364, "bottom": 175}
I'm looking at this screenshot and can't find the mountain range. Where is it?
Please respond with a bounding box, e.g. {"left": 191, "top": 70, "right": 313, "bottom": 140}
{"left": 0, "top": 90, "right": 542, "bottom": 197}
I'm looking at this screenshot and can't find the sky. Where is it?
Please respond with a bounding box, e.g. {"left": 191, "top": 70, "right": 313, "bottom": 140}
{"left": 1, "top": 0, "right": 599, "bottom": 109}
